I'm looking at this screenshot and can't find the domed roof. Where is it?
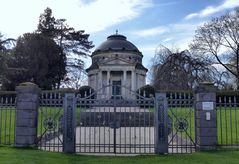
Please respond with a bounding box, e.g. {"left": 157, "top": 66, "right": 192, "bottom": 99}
{"left": 93, "top": 34, "right": 140, "bottom": 53}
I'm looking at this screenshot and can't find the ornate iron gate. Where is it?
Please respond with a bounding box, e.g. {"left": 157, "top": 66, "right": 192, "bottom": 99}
{"left": 37, "top": 89, "right": 196, "bottom": 154}
{"left": 38, "top": 91, "right": 63, "bottom": 152}
{"left": 167, "top": 92, "right": 196, "bottom": 153}
{"left": 76, "top": 85, "right": 155, "bottom": 154}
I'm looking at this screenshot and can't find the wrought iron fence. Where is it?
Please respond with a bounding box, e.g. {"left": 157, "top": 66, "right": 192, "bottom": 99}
{"left": 166, "top": 91, "right": 196, "bottom": 153}
{"left": 37, "top": 91, "right": 63, "bottom": 152}
{"left": 216, "top": 92, "right": 239, "bottom": 148}
{"left": 4, "top": 86, "right": 238, "bottom": 154}
{"left": 0, "top": 91, "right": 16, "bottom": 145}
{"left": 76, "top": 85, "right": 155, "bottom": 154}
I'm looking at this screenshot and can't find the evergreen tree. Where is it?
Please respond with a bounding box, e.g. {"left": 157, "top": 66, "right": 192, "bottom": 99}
{"left": 4, "top": 33, "right": 66, "bottom": 90}
{"left": 37, "top": 8, "right": 94, "bottom": 87}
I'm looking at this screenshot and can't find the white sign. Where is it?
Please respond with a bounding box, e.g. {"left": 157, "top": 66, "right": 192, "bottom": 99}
{"left": 202, "top": 102, "right": 214, "bottom": 110}
{"left": 206, "top": 112, "right": 211, "bottom": 120}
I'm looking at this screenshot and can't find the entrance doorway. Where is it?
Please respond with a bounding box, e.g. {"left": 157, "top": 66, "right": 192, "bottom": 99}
{"left": 112, "top": 81, "right": 121, "bottom": 98}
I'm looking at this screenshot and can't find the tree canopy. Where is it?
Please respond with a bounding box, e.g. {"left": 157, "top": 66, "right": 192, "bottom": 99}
{"left": 1, "top": 7, "right": 94, "bottom": 90}
{"left": 190, "top": 8, "right": 239, "bottom": 90}
{"left": 4, "top": 33, "right": 66, "bottom": 90}
{"left": 37, "top": 7, "right": 94, "bottom": 70}
{"left": 151, "top": 45, "right": 225, "bottom": 90}
{"left": 0, "top": 33, "right": 15, "bottom": 89}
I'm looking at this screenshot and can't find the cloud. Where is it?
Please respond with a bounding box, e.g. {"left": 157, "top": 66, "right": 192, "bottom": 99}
{"left": 162, "top": 37, "right": 173, "bottom": 43}
{"left": 0, "top": 0, "right": 152, "bottom": 38}
{"left": 132, "top": 22, "right": 203, "bottom": 38}
{"left": 185, "top": 0, "right": 239, "bottom": 20}
{"left": 138, "top": 44, "right": 159, "bottom": 53}
{"left": 155, "top": 1, "right": 181, "bottom": 7}
{"left": 132, "top": 26, "right": 168, "bottom": 37}
{"left": 53, "top": 0, "right": 153, "bottom": 33}
{"left": 131, "top": 22, "right": 205, "bottom": 63}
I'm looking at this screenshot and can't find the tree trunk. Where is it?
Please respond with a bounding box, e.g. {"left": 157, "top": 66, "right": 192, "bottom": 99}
{"left": 237, "top": 76, "right": 239, "bottom": 91}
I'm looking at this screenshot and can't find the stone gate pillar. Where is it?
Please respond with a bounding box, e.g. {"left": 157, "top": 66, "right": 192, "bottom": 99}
{"left": 63, "top": 90, "right": 76, "bottom": 153}
{"left": 195, "top": 82, "right": 217, "bottom": 150}
{"left": 155, "top": 92, "right": 168, "bottom": 154}
{"left": 15, "top": 82, "right": 40, "bottom": 147}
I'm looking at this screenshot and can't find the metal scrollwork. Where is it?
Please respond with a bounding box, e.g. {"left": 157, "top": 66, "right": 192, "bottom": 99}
{"left": 43, "top": 117, "right": 57, "bottom": 131}
{"left": 175, "top": 117, "right": 188, "bottom": 132}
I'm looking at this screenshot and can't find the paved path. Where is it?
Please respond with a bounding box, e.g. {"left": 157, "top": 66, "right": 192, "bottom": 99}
{"left": 40, "top": 126, "right": 195, "bottom": 154}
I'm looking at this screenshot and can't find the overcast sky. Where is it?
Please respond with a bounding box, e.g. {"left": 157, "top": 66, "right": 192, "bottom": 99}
{"left": 1, "top": 0, "right": 239, "bottom": 68}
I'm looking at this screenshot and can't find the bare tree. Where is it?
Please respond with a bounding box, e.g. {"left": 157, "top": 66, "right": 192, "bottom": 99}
{"left": 62, "top": 68, "right": 88, "bottom": 89}
{"left": 151, "top": 45, "right": 221, "bottom": 90}
{"left": 190, "top": 8, "right": 239, "bottom": 90}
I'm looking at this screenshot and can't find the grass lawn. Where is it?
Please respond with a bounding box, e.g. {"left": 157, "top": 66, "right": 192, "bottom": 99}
{"left": 168, "top": 107, "right": 195, "bottom": 140}
{"left": 37, "top": 106, "right": 82, "bottom": 134}
{"left": 167, "top": 107, "right": 239, "bottom": 145}
{"left": 217, "top": 107, "right": 239, "bottom": 145}
{"left": 0, "top": 108, "right": 16, "bottom": 144}
{"left": 0, "top": 146, "right": 239, "bottom": 164}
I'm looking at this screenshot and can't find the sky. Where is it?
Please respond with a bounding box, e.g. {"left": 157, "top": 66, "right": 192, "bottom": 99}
{"left": 0, "top": 0, "right": 239, "bottom": 70}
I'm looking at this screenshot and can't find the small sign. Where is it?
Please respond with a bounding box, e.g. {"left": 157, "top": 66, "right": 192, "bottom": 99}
{"left": 206, "top": 112, "right": 211, "bottom": 120}
{"left": 202, "top": 102, "right": 214, "bottom": 110}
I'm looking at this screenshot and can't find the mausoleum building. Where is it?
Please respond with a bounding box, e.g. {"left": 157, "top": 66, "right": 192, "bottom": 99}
{"left": 86, "top": 33, "right": 147, "bottom": 99}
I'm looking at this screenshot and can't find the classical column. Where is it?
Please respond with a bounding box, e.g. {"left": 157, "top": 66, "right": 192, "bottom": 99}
{"left": 98, "top": 71, "right": 102, "bottom": 98}
{"left": 94, "top": 73, "right": 97, "bottom": 89}
{"left": 123, "top": 71, "right": 127, "bottom": 85}
{"left": 131, "top": 70, "right": 135, "bottom": 91}
{"left": 98, "top": 70, "right": 102, "bottom": 89}
{"left": 123, "top": 70, "right": 127, "bottom": 97}
{"left": 106, "top": 71, "right": 110, "bottom": 98}
{"left": 135, "top": 72, "right": 138, "bottom": 90}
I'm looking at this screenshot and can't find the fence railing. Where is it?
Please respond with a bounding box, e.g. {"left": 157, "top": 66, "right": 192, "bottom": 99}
{"left": 0, "top": 91, "right": 16, "bottom": 145}
{"left": 166, "top": 91, "right": 195, "bottom": 153}
{"left": 37, "top": 91, "right": 63, "bottom": 152}
{"left": 1, "top": 87, "right": 239, "bottom": 152}
{"left": 216, "top": 92, "right": 239, "bottom": 148}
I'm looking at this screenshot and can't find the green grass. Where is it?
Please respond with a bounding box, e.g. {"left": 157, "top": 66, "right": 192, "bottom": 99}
{"left": 0, "top": 146, "right": 239, "bottom": 164}
{"left": 217, "top": 107, "right": 239, "bottom": 145}
{"left": 0, "top": 108, "right": 16, "bottom": 144}
{"left": 38, "top": 106, "right": 63, "bottom": 136}
{"left": 37, "top": 107, "right": 83, "bottom": 137}
{"left": 0, "top": 106, "right": 84, "bottom": 144}
{"left": 167, "top": 107, "right": 239, "bottom": 145}
{"left": 168, "top": 107, "right": 195, "bottom": 141}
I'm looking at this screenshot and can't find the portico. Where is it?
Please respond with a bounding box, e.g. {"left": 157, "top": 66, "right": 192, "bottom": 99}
{"left": 86, "top": 33, "right": 147, "bottom": 99}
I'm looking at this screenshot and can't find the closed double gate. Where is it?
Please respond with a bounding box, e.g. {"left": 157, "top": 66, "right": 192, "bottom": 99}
{"left": 76, "top": 86, "right": 155, "bottom": 154}
{"left": 37, "top": 87, "right": 196, "bottom": 154}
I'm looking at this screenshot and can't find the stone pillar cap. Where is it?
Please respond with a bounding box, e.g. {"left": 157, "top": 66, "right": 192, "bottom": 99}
{"left": 19, "top": 82, "right": 37, "bottom": 86}
{"left": 195, "top": 81, "right": 217, "bottom": 93}
{"left": 59, "top": 88, "right": 76, "bottom": 93}
{"left": 16, "top": 82, "right": 41, "bottom": 93}
{"left": 199, "top": 81, "right": 214, "bottom": 86}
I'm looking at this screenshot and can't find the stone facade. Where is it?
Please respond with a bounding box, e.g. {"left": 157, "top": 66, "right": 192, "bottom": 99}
{"left": 86, "top": 34, "right": 147, "bottom": 99}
